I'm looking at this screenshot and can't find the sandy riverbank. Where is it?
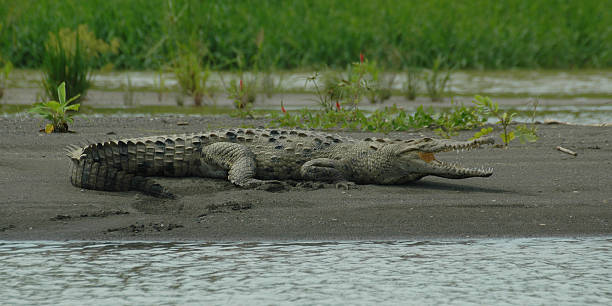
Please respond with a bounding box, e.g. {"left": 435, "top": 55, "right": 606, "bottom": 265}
{"left": 0, "top": 115, "right": 610, "bottom": 241}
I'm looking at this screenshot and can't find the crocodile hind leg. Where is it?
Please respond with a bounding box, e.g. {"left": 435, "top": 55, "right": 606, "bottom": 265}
{"left": 200, "top": 142, "right": 286, "bottom": 191}
{"left": 300, "top": 158, "right": 355, "bottom": 189}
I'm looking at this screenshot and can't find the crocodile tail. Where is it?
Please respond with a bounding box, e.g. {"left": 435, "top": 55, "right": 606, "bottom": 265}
{"left": 66, "top": 143, "right": 175, "bottom": 198}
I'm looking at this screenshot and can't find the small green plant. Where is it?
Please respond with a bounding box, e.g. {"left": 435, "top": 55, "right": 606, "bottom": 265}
{"left": 424, "top": 57, "right": 451, "bottom": 102}
{"left": 471, "top": 95, "right": 538, "bottom": 147}
{"left": 432, "top": 98, "right": 487, "bottom": 138}
{"left": 405, "top": 105, "right": 436, "bottom": 127}
{"left": 259, "top": 71, "right": 285, "bottom": 100}
{"left": 0, "top": 58, "right": 13, "bottom": 100}
{"left": 321, "top": 71, "right": 344, "bottom": 109}
{"left": 28, "top": 82, "right": 80, "bottom": 133}
{"left": 154, "top": 69, "right": 166, "bottom": 103}
{"left": 307, "top": 72, "right": 338, "bottom": 112}
{"left": 322, "top": 53, "right": 378, "bottom": 110}
{"left": 270, "top": 101, "right": 489, "bottom": 136}
{"left": 174, "top": 51, "right": 211, "bottom": 106}
{"left": 175, "top": 95, "right": 185, "bottom": 107}
{"left": 261, "top": 72, "right": 275, "bottom": 98}
{"left": 228, "top": 79, "right": 255, "bottom": 118}
{"left": 122, "top": 74, "right": 135, "bottom": 106}
{"left": 342, "top": 53, "right": 378, "bottom": 108}
{"left": 403, "top": 68, "right": 421, "bottom": 101}
{"left": 42, "top": 25, "right": 118, "bottom": 103}
{"left": 516, "top": 98, "right": 540, "bottom": 143}
{"left": 368, "top": 73, "right": 395, "bottom": 104}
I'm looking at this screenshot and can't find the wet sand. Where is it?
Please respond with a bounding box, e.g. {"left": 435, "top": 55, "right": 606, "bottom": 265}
{"left": 0, "top": 115, "right": 610, "bottom": 241}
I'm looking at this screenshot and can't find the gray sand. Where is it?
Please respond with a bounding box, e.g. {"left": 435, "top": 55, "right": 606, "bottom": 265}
{"left": 0, "top": 115, "right": 610, "bottom": 241}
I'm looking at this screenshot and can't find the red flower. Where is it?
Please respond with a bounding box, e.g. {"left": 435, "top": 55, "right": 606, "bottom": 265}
{"left": 239, "top": 79, "right": 244, "bottom": 91}
{"left": 360, "top": 52, "right": 364, "bottom": 64}
{"left": 336, "top": 101, "right": 341, "bottom": 111}
{"left": 281, "top": 101, "right": 287, "bottom": 113}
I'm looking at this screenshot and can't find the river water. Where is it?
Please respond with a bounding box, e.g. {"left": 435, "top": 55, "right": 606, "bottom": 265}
{"left": 2, "top": 238, "right": 611, "bottom": 305}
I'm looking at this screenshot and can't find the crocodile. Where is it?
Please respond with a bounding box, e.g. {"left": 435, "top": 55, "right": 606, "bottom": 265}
{"left": 66, "top": 128, "right": 495, "bottom": 198}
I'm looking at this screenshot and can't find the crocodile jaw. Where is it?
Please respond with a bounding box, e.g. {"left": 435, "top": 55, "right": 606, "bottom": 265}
{"left": 425, "top": 158, "right": 493, "bottom": 178}
{"left": 390, "top": 137, "right": 495, "bottom": 180}
{"left": 415, "top": 137, "right": 494, "bottom": 178}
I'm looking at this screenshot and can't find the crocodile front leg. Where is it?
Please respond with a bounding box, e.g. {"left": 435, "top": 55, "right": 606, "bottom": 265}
{"left": 300, "top": 158, "right": 355, "bottom": 189}
{"left": 200, "top": 142, "right": 284, "bottom": 190}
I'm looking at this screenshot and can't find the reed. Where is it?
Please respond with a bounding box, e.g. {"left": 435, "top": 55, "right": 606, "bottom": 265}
{"left": 1, "top": 0, "right": 610, "bottom": 70}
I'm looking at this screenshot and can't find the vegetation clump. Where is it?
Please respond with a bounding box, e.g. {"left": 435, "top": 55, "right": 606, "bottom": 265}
{"left": 403, "top": 68, "right": 421, "bottom": 101}
{"left": 28, "top": 82, "right": 80, "bottom": 133}
{"left": 471, "top": 95, "right": 538, "bottom": 147}
{"left": 270, "top": 56, "right": 487, "bottom": 136}
{"left": 0, "top": 55, "right": 12, "bottom": 100}
{"left": 174, "top": 50, "right": 211, "bottom": 106}
{"left": 227, "top": 78, "right": 255, "bottom": 118}
{"left": 423, "top": 57, "right": 451, "bottom": 102}
{"left": 42, "top": 25, "right": 118, "bottom": 103}
{"left": 2, "top": 1, "right": 609, "bottom": 70}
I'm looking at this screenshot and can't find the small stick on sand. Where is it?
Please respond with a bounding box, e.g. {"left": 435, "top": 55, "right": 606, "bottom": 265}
{"left": 556, "top": 146, "right": 577, "bottom": 156}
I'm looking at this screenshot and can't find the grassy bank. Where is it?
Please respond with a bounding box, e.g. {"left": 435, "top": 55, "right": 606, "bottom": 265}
{"left": 0, "top": 0, "right": 610, "bottom": 70}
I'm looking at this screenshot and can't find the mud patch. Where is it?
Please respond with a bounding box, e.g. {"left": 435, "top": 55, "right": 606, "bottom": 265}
{"left": 208, "top": 201, "right": 253, "bottom": 213}
{"left": 0, "top": 225, "right": 16, "bottom": 232}
{"left": 106, "top": 222, "right": 184, "bottom": 234}
{"left": 49, "top": 210, "right": 130, "bottom": 221}
{"left": 449, "top": 203, "right": 537, "bottom": 209}
{"left": 49, "top": 214, "right": 72, "bottom": 221}
{"left": 196, "top": 201, "right": 253, "bottom": 221}
{"left": 131, "top": 197, "right": 184, "bottom": 214}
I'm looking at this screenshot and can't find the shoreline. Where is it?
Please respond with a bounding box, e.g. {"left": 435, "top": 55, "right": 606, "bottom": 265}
{"left": 1, "top": 116, "right": 610, "bottom": 241}
{"left": 3, "top": 87, "right": 612, "bottom": 108}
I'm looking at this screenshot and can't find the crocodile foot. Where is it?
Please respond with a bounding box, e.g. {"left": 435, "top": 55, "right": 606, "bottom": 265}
{"left": 255, "top": 180, "right": 288, "bottom": 192}
{"left": 240, "top": 179, "right": 288, "bottom": 192}
{"left": 335, "top": 181, "right": 357, "bottom": 190}
{"left": 295, "top": 181, "right": 326, "bottom": 190}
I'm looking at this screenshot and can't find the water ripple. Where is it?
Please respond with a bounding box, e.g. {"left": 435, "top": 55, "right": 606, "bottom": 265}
{"left": 1, "top": 238, "right": 611, "bottom": 305}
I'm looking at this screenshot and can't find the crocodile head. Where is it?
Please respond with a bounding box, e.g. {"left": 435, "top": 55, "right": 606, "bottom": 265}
{"left": 383, "top": 137, "right": 495, "bottom": 183}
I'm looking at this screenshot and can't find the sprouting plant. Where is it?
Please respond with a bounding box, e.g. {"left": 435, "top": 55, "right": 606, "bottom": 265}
{"left": 154, "top": 69, "right": 166, "bottom": 103}
{"left": 228, "top": 79, "right": 254, "bottom": 118}
{"left": 174, "top": 50, "right": 211, "bottom": 106}
{"left": 322, "top": 53, "right": 377, "bottom": 110}
{"left": 321, "top": 71, "right": 344, "bottom": 109}
{"left": 403, "top": 68, "right": 421, "bottom": 101}
{"left": 42, "top": 25, "right": 119, "bottom": 103}
{"left": 175, "top": 95, "right": 185, "bottom": 107}
{"left": 0, "top": 57, "right": 13, "bottom": 100}
{"left": 368, "top": 73, "right": 395, "bottom": 104}
{"left": 424, "top": 57, "right": 451, "bottom": 102}
{"left": 434, "top": 100, "right": 485, "bottom": 139}
{"left": 515, "top": 98, "right": 539, "bottom": 143}
{"left": 307, "top": 72, "right": 337, "bottom": 112}
{"left": 269, "top": 98, "right": 489, "bottom": 136}
{"left": 343, "top": 53, "right": 377, "bottom": 108}
{"left": 122, "top": 73, "right": 135, "bottom": 106}
{"left": 261, "top": 72, "right": 276, "bottom": 98}
{"left": 471, "top": 95, "right": 538, "bottom": 147}
{"left": 28, "top": 82, "right": 80, "bottom": 133}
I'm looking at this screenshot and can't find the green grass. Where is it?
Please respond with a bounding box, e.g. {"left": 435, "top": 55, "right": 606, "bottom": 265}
{"left": 0, "top": 0, "right": 610, "bottom": 70}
